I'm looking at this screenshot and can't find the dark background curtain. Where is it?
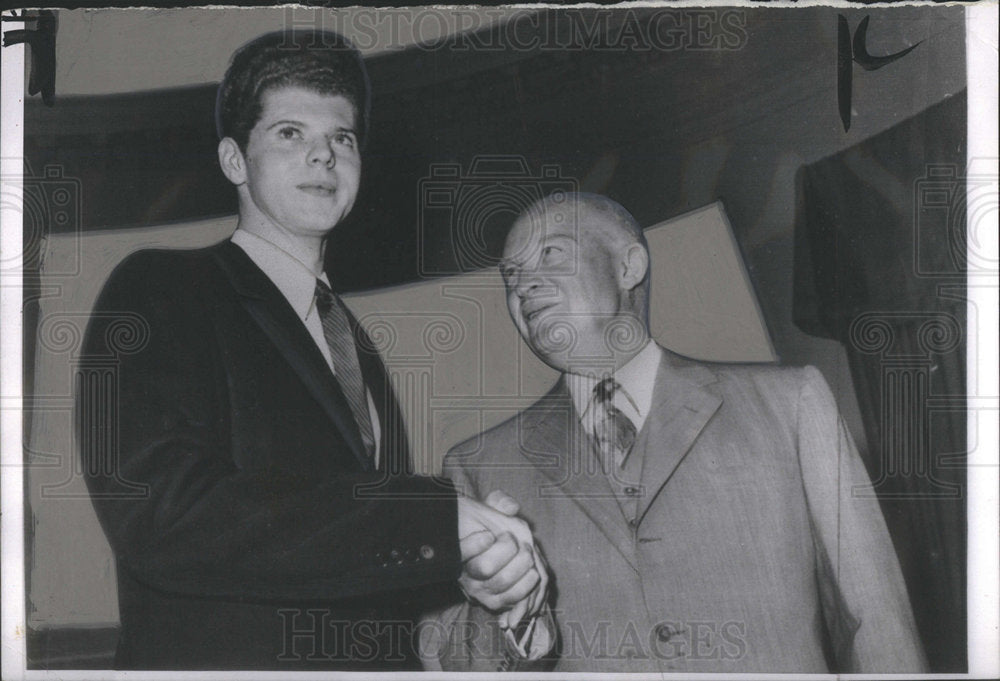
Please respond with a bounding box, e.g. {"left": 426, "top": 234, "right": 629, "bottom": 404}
{"left": 794, "top": 91, "right": 967, "bottom": 672}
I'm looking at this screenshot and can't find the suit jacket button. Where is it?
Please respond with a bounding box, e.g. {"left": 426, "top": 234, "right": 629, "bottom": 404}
{"left": 655, "top": 624, "right": 676, "bottom": 642}
{"left": 419, "top": 544, "right": 435, "bottom": 560}
{"left": 628, "top": 517, "right": 640, "bottom": 529}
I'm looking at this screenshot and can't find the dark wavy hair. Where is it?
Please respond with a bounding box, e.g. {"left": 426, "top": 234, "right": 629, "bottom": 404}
{"left": 216, "top": 30, "right": 370, "bottom": 152}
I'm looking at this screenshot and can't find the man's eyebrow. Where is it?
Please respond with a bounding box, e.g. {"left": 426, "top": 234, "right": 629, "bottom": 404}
{"left": 541, "top": 233, "right": 576, "bottom": 244}
{"left": 265, "top": 119, "right": 305, "bottom": 130}
{"left": 264, "top": 121, "right": 357, "bottom": 136}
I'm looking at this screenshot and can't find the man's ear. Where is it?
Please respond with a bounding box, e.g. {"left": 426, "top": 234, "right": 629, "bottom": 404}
{"left": 217, "top": 137, "right": 247, "bottom": 187}
{"left": 620, "top": 243, "right": 649, "bottom": 291}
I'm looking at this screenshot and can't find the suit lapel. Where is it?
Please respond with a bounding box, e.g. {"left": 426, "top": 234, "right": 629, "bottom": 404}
{"left": 524, "top": 380, "right": 639, "bottom": 573}
{"left": 636, "top": 350, "right": 722, "bottom": 522}
{"left": 211, "top": 242, "right": 371, "bottom": 470}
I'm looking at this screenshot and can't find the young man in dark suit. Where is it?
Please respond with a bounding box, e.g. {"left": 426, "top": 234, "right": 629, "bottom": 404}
{"left": 78, "top": 30, "right": 545, "bottom": 671}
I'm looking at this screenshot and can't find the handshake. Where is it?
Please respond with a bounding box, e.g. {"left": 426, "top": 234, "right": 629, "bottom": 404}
{"left": 456, "top": 491, "right": 549, "bottom": 631}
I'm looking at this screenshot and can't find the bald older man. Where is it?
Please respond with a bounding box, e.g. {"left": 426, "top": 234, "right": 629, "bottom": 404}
{"left": 425, "top": 193, "right": 926, "bottom": 673}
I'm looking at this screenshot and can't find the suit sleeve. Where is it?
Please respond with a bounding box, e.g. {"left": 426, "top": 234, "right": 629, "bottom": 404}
{"left": 78, "top": 251, "right": 461, "bottom": 603}
{"left": 418, "top": 447, "right": 555, "bottom": 672}
{"left": 795, "top": 366, "right": 928, "bottom": 672}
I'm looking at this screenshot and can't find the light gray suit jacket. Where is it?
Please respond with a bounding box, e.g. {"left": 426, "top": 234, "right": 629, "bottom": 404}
{"left": 435, "top": 349, "right": 926, "bottom": 673}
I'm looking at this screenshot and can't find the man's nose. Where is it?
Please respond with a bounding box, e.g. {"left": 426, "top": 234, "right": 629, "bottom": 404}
{"left": 513, "top": 270, "right": 543, "bottom": 297}
{"left": 308, "top": 139, "right": 336, "bottom": 167}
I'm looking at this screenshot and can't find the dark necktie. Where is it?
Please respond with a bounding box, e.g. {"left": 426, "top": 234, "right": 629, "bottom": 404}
{"left": 591, "top": 377, "right": 637, "bottom": 473}
{"left": 314, "top": 280, "right": 375, "bottom": 457}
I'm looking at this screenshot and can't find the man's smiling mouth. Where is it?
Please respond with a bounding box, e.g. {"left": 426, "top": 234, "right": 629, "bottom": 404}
{"left": 297, "top": 183, "right": 336, "bottom": 196}
{"left": 522, "top": 301, "right": 556, "bottom": 322}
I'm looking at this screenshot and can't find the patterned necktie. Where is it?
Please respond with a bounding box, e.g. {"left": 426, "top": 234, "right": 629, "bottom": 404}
{"left": 314, "top": 280, "right": 375, "bottom": 457}
{"left": 590, "top": 377, "right": 637, "bottom": 473}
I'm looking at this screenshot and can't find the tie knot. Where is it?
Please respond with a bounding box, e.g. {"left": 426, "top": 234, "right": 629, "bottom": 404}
{"left": 315, "top": 279, "right": 335, "bottom": 310}
{"left": 593, "top": 377, "right": 621, "bottom": 404}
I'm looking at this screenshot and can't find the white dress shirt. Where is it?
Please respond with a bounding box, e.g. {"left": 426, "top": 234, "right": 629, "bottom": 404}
{"left": 231, "top": 228, "right": 381, "bottom": 464}
{"left": 564, "top": 339, "right": 663, "bottom": 439}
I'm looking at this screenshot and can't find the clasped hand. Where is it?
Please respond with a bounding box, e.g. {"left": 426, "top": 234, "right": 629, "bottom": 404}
{"left": 456, "top": 490, "right": 548, "bottom": 629}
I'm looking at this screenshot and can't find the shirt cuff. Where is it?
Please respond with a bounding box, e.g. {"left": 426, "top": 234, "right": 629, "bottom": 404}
{"left": 502, "top": 612, "right": 553, "bottom": 661}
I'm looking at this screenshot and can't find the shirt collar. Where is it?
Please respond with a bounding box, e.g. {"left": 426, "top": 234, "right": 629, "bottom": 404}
{"left": 231, "top": 228, "right": 329, "bottom": 322}
{"left": 565, "top": 340, "right": 662, "bottom": 433}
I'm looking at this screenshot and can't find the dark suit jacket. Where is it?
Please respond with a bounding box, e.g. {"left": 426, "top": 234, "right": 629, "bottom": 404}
{"left": 78, "top": 241, "right": 462, "bottom": 670}
{"left": 440, "top": 348, "right": 926, "bottom": 673}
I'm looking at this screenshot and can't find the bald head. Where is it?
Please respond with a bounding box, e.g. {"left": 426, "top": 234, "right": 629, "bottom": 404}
{"left": 504, "top": 192, "right": 651, "bottom": 315}
{"left": 515, "top": 192, "right": 646, "bottom": 258}
{"left": 500, "top": 192, "right": 651, "bottom": 373}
